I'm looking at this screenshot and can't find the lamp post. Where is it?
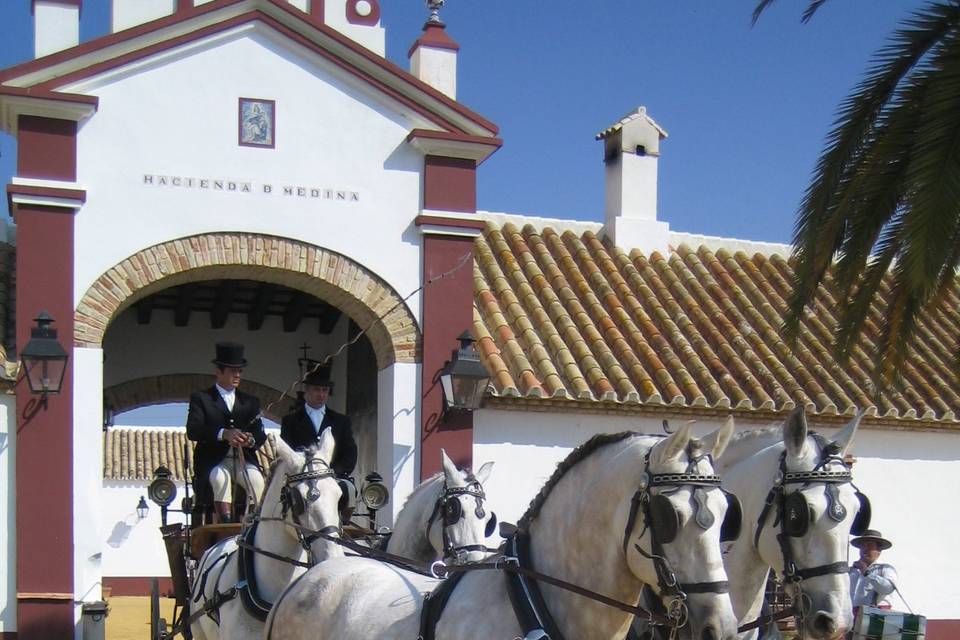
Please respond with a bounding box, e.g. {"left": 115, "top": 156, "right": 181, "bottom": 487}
{"left": 19, "top": 311, "right": 69, "bottom": 395}
{"left": 439, "top": 331, "right": 491, "bottom": 411}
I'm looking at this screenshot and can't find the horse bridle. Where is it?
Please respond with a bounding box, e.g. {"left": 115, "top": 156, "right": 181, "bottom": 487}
{"left": 623, "top": 448, "right": 740, "bottom": 629}
{"left": 426, "top": 476, "right": 497, "bottom": 562}
{"left": 754, "top": 434, "right": 872, "bottom": 628}
{"left": 278, "top": 451, "right": 342, "bottom": 564}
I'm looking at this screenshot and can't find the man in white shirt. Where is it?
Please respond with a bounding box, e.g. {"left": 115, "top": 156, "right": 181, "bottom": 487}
{"left": 849, "top": 529, "right": 898, "bottom": 609}
{"left": 186, "top": 342, "right": 267, "bottom": 523}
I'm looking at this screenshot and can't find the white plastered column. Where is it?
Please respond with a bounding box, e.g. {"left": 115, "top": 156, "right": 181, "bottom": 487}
{"left": 0, "top": 393, "right": 16, "bottom": 634}
{"left": 376, "top": 362, "right": 420, "bottom": 527}
{"left": 73, "top": 347, "right": 104, "bottom": 633}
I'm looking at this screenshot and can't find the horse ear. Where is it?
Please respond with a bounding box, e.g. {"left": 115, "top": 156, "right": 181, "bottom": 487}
{"left": 783, "top": 406, "right": 809, "bottom": 459}
{"left": 317, "top": 426, "right": 336, "bottom": 464}
{"left": 475, "top": 460, "right": 494, "bottom": 484}
{"left": 651, "top": 420, "right": 694, "bottom": 466}
{"left": 440, "top": 449, "right": 461, "bottom": 483}
{"left": 702, "top": 415, "right": 735, "bottom": 460}
{"left": 831, "top": 410, "right": 863, "bottom": 456}
{"left": 274, "top": 436, "right": 296, "bottom": 466}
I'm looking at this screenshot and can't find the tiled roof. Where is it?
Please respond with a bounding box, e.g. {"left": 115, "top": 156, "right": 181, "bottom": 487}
{"left": 102, "top": 428, "right": 279, "bottom": 481}
{"left": 473, "top": 221, "right": 960, "bottom": 427}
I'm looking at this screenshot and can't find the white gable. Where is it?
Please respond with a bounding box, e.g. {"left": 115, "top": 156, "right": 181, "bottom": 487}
{"left": 70, "top": 21, "right": 430, "bottom": 313}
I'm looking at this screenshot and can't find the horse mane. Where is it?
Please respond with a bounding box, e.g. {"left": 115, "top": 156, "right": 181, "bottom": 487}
{"left": 517, "top": 431, "right": 639, "bottom": 533}
{"left": 386, "top": 472, "right": 444, "bottom": 561}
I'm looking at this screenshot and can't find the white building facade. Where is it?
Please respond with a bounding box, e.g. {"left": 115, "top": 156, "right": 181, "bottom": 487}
{"left": 0, "top": 1, "right": 957, "bottom": 639}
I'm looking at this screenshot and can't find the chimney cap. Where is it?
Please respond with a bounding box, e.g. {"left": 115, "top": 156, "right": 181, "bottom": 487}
{"left": 595, "top": 107, "right": 668, "bottom": 142}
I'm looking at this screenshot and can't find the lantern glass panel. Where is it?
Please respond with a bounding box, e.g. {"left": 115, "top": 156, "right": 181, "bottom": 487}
{"left": 23, "top": 355, "right": 68, "bottom": 394}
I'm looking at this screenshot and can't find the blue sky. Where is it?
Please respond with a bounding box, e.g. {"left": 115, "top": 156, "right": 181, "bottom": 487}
{"left": 0, "top": 0, "right": 922, "bottom": 423}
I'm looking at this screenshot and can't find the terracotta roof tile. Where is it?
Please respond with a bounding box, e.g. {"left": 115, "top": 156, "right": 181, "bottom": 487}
{"left": 103, "top": 428, "right": 278, "bottom": 481}
{"left": 473, "top": 222, "right": 960, "bottom": 427}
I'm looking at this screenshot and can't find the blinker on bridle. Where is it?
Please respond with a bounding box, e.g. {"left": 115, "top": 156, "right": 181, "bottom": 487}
{"left": 427, "top": 477, "right": 498, "bottom": 561}
{"left": 622, "top": 448, "right": 741, "bottom": 607}
{"left": 279, "top": 452, "right": 342, "bottom": 561}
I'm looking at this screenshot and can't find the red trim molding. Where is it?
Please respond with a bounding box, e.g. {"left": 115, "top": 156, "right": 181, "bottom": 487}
{"left": 407, "top": 22, "right": 459, "bottom": 58}
{"left": 415, "top": 215, "right": 485, "bottom": 231}
{"left": 103, "top": 576, "right": 175, "bottom": 597}
{"left": 32, "top": 0, "right": 82, "bottom": 11}
{"left": 420, "top": 234, "right": 476, "bottom": 479}
{"left": 407, "top": 129, "right": 502, "bottom": 164}
{"left": 7, "top": 183, "right": 86, "bottom": 203}
{"left": 0, "top": 3, "right": 498, "bottom": 136}
{"left": 346, "top": 0, "right": 379, "bottom": 26}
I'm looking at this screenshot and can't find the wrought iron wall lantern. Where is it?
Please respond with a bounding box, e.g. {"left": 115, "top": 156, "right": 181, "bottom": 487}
{"left": 439, "top": 331, "right": 491, "bottom": 411}
{"left": 19, "top": 311, "right": 69, "bottom": 395}
{"left": 136, "top": 496, "right": 149, "bottom": 520}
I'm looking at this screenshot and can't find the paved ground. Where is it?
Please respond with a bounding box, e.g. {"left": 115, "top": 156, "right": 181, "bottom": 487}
{"left": 106, "top": 597, "right": 176, "bottom": 640}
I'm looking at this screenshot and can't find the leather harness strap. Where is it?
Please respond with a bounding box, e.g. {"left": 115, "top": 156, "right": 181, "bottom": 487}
{"left": 417, "top": 570, "right": 466, "bottom": 640}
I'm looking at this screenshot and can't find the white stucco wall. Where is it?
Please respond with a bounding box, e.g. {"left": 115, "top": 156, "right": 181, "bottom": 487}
{"left": 68, "top": 21, "right": 427, "bottom": 325}
{"left": 74, "top": 347, "right": 105, "bottom": 628}
{"left": 474, "top": 409, "right": 960, "bottom": 621}
{"left": 101, "top": 481, "right": 189, "bottom": 579}
{"left": 0, "top": 393, "right": 16, "bottom": 634}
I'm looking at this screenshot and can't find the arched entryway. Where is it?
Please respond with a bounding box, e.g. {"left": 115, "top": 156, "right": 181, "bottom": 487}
{"left": 75, "top": 232, "right": 420, "bottom": 367}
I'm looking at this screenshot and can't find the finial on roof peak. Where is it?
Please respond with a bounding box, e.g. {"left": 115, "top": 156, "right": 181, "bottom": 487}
{"left": 426, "top": 0, "right": 445, "bottom": 26}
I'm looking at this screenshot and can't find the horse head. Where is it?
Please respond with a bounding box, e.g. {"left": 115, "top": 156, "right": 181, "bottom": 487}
{"left": 753, "top": 407, "right": 865, "bottom": 638}
{"left": 272, "top": 429, "right": 345, "bottom": 564}
{"left": 625, "top": 419, "right": 739, "bottom": 640}
{"left": 426, "top": 449, "right": 497, "bottom": 564}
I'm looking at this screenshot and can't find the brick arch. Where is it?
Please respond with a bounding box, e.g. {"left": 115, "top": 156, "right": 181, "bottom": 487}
{"left": 105, "top": 374, "right": 296, "bottom": 423}
{"left": 75, "top": 233, "right": 420, "bottom": 368}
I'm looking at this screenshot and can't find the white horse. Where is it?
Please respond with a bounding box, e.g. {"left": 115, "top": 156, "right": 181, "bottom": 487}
{"left": 718, "top": 408, "right": 866, "bottom": 639}
{"left": 386, "top": 449, "right": 496, "bottom": 564}
{"left": 189, "top": 430, "right": 345, "bottom": 640}
{"left": 266, "top": 422, "right": 740, "bottom": 640}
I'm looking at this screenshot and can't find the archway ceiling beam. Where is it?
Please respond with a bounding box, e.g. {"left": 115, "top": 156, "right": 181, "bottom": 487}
{"left": 210, "top": 279, "right": 239, "bottom": 329}
{"left": 248, "top": 282, "right": 277, "bottom": 331}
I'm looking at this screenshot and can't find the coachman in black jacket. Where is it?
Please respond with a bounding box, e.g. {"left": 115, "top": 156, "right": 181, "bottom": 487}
{"left": 280, "top": 367, "right": 357, "bottom": 478}
{"left": 187, "top": 342, "right": 267, "bottom": 523}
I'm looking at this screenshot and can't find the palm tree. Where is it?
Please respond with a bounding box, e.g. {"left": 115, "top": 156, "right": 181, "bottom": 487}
{"left": 754, "top": 1, "right": 960, "bottom": 384}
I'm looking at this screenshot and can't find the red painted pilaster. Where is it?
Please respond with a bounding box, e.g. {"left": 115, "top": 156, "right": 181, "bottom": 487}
{"left": 14, "top": 115, "right": 77, "bottom": 639}
{"left": 423, "top": 156, "right": 476, "bottom": 213}
{"left": 419, "top": 149, "right": 482, "bottom": 479}
{"left": 420, "top": 233, "right": 477, "bottom": 479}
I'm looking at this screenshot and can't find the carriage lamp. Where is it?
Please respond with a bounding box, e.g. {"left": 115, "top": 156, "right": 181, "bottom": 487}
{"left": 19, "top": 311, "right": 69, "bottom": 395}
{"left": 136, "top": 496, "right": 149, "bottom": 520}
{"left": 439, "top": 331, "right": 491, "bottom": 411}
{"left": 148, "top": 466, "right": 178, "bottom": 508}
{"left": 360, "top": 472, "right": 390, "bottom": 511}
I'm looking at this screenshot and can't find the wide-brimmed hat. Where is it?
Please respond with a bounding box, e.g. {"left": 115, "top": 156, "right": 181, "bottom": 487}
{"left": 212, "top": 342, "right": 247, "bottom": 368}
{"left": 303, "top": 361, "right": 334, "bottom": 388}
{"left": 851, "top": 529, "right": 892, "bottom": 550}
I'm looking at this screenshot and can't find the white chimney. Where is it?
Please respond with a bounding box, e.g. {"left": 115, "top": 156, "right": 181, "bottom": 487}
{"left": 597, "top": 107, "right": 670, "bottom": 253}
{"left": 33, "top": 0, "right": 80, "bottom": 58}
{"left": 408, "top": 10, "right": 458, "bottom": 100}
{"left": 112, "top": 0, "right": 175, "bottom": 33}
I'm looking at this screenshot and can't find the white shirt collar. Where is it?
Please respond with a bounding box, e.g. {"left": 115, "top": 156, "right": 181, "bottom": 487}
{"left": 215, "top": 383, "right": 236, "bottom": 398}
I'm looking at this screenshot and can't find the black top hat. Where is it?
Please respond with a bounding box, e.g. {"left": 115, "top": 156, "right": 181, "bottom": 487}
{"left": 851, "top": 529, "right": 892, "bottom": 550}
{"left": 303, "top": 361, "right": 334, "bottom": 388}
{"left": 212, "top": 342, "right": 248, "bottom": 368}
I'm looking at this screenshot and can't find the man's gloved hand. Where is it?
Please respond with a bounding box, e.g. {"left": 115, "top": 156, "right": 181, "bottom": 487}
{"left": 222, "top": 428, "right": 253, "bottom": 447}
